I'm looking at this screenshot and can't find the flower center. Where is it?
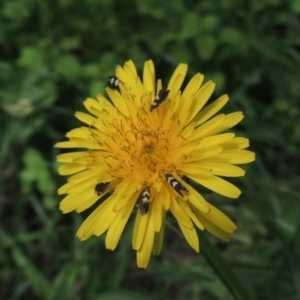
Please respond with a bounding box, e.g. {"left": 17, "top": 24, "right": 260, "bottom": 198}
{"left": 142, "top": 141, "right": 156, "bottom": 155}
{"left": 99, "top": 109, "right": 177, "bottom": 185}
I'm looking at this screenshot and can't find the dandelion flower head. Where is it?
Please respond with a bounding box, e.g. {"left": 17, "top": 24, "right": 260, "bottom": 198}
{"left": 55, "top": 60, "right": 255, "bottom": 268}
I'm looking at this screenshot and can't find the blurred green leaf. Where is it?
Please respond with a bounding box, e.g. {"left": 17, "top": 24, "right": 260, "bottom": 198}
{"left": 202, "top": 14, "right": 219, "bottom": 30}
{"left": 20, "top": 148, "right": 56, "bottom": 210}
{"left": 89, "top": 81, "right": 105, "bottom": 98}
{"left": 291, "top": 0, "right": 300, "bottom": 12}
{"left": 55, "top": 55, "right": 81, "bottom": 79}
{"left": 180, "top": 12, "right": 200, "bottom": 40}
{"left": 17, "top": 47, "right": 45, "bottom": 68}
{"left": 60, "top": 37, "right": 81, "bottom": 50}
{"left": 195, "top": 35, "right": 216, "bottom": 61}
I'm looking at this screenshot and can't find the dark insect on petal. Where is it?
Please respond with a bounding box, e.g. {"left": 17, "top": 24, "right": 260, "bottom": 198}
{"left": 95, "top": 182, "right": 110, "bottom": 196}
{"left": 107, "top": 76, "right": 120, "bottom": 89}
{"left": 139, "top": 186, "right": 150, "bottom": 214}
{"left": 165, "top": 173, "right": 188, "bottom": 197}
{"left": 150, "top": 88, "right": 170, "bottom": 111}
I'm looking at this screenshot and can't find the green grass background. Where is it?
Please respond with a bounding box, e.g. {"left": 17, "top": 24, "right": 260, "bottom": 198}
{"left": 1, "top": 0, "right": 300, "bottom": 299}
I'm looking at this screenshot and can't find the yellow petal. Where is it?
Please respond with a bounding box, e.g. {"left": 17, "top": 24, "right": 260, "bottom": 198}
{"left": 125, "top": 59, "right": 137, "bottom": 75}
{"left": 137, "top": 217, "right": 155, "bottom": 268}
{"left": 194, "top": 94, "right": 229, "bottom": 126}
{"left": 206, "top": 150, "right": 256, "bottom": 164}
{"left": 161, "top": 91, "right": 181, "bottom": 129}
{"left": 186, "top": 162, "right": 245, "bottom": 177}
{"left": 185, "top": 80, "right": 215, "bottom": 124}
{"left": 75, "top": 194, "right": 102, "bottom": 213}
{"left": 169, "top": 198, "right": 194, "bottom": 229}
{"left": 69, "top": 137, "right": 104, "bottom": 150}
{"left": 105, "top": 195, "right": 136, "bottom": 250}
{"left": 135, "top": 75, "right": 147, "bottom": 105}
{"left": 196, "top": 133, "right": 235, "bottom": 149}
{"left": 183, "top": 145, "right": 224, "bottom": 162}
{"left": 223, "top": 137, "right": 250, "bottom": 150}
{"left": 168, "top": 63, "right": 188, "bottom": 97}
{"left": 160, "top": 185, "right": 171, "bottom": 210}
{"left": 75, "top": 111, "right": 97, "bottom": 126}
{"left": 152, "top": 213, "right": 166, "bottom": 255}
{"left": 113, "top": 180, "right": 136, "bottom": 212}
{"left": 83, "top": 98, "right": 103, "bottom": 117}
{"left": 96, "top": 94, "right": 115, "bottom": 112}
{"left": 207, "top": 112, "right": 244, "bottom": 136}
{"left": 175, "top": 141, "right": 199, "bottom": 159}
{"left": 143, "top": 60, "right": 155, "bottom": 93}
{"left": 205, "top": 203, "right": 237, "bottom": 233}
{"left": 185, "top": 183, "right": 210, "bottom": 213}
{"left": 185, "top": 173, "right": 241, "bottom": 198}
{"left": 156, "top": 79, "right": 162, "bottom": 95}
{"left": 195, "top": 211, "right": 234, "bottom": 241}
{"left": 182, "top": 73, "right": 204, "bottom": 100}
{"left": 92, "top": 203, "right": 118, "bottom": 236}
{"left": 178, "top": 223, "right": 199, "bottom": 252}
{"left": 60, "top": 188, "right": 98, "bottom": 213}
{"left": 66, "top": 127, "right": 89, "bottom": 138}
{"left": 115, "top": 65, "right": 127, "bottom": 85}
{"left": 54, "top": 141, "right": 79, "bottom": 148}
{"left": 177, "top": 73, "right": 204, "bottom": 122}
{"left": 57, "top": 182, "right": 70, "bottom": 195}
{"left": 189, "top": 114, "right": 226, "bottom": 141}
{"left": 132, "top": 208, "right": 150, "bottom": 250}
{"left": 152, "top": 195, "right": 163, "bottom": 232}
{"left": 71, "top": 155, "right": 97, "bottom": 166}
{"left": 123, "top": 62, "right": 138, "bottom": 96}
{"left": 56, "top": 152, "right": 86, "bottom": 163}
{"left": 106, "top": 89, "right": 129, "bottom": 116}
{"left": 68, "top": 168, "right": 108, "bottom": 183}
{"left": 76, "top": 194, "right": 117, "bottom": 240}
{"left": 178, "top": 200, "right": 205, "bottom": 230}
{"left": 194, "top": 203, "right": 237, "bottom": 240}
{"left": 63, "top": 176, "right": 97, "bottom": 195}
{"left": 181, "top": 122, "right": 196, "bottom": 139}
{"left": 58, "top": 163, "right": 86, "bottom": 175}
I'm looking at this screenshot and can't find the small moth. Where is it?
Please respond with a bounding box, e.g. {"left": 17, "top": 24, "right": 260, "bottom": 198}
{"left": 150, "top": 88, "right": 170, "bottom": 111}
{"left": 165, "top": 173, "right": 188, "bottom": 196}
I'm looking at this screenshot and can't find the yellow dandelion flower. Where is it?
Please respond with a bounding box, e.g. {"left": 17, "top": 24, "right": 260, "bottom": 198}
{"left": 55, "top": 60, "right": 255, "bottom": 268}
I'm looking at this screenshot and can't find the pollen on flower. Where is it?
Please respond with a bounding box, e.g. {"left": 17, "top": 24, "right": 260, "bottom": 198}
{"left": 89, "top": 105, "right": 181, "bottom": 187}
{"left": 55, "top": 59, "right": 255, "bottom": 268}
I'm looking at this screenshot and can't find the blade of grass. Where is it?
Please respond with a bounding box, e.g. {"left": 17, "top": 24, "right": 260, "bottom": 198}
{"left": 0, "top": 229, "right": 53, "bottom": 300}
{"left": 199, "top": 231, "right": 256, "bottom": 300}
{"left": 271, "top": 218, "right": 300, "bottom": 297}
{"left": 166, "top": 222, "right": 256, "bottom": 300}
